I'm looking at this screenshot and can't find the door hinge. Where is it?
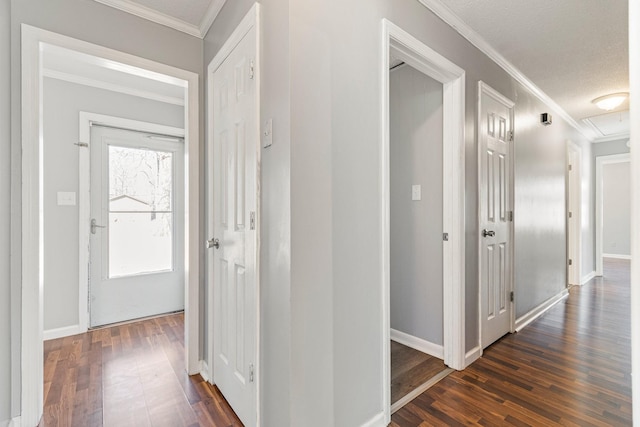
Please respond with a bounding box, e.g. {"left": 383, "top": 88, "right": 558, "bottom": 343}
{"left": 509, "top": 130, "right": 514, "bottom": 142}
{"left": 568, "top": 211, "right": 572, "bottom": 218}
{"left": 568, "top": 259, "right": 573, "bottom": 266}
{"left": 250, "top": 211, "right": 256, "bottom": 230}
{"left": 508, "top": 211, "right": 513, "bottom": 222}
{"left": 249, "top": 363, "right": 255, "bottom": 382}
{"left": 249, "top": 60, "right": 255, "bottom": 80}
{"left": 443, "top": 232, "right": 449, "bottom": 241}
{"left": 568, "top": 164, "right": 573, "bottom": 171}
{"left": 510, "top": 291, "right": 514, "bottom": 302}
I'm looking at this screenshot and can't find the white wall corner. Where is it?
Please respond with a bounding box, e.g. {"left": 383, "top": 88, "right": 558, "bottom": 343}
{"left": 464, "top": 345, "right": 482, "bottom": 368}
{"left": 515, "top": 289, "right": 569, "bottom": 332}
{"left": 360, "top": 411, "right": 386, "bottom": 427}
{"left": 390, "top": 329, "right": 444, "bottom": 359}
{"left": 580, "top": 271, "right": 597, "bottom": 285}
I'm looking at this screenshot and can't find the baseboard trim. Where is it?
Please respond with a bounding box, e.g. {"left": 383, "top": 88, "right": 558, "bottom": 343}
{"left": 515, "top": 289, "right": 569, "bottom": 332}
{"left": 7, "top": 416, "right": 21, "bottom": 427}
{"left": 390, "top": 329, "right": 444, "bottom": 359}
{"left": 581, "top": 271, "right": 597, "bottom": 285}
{"left": 603, "top": 253, "right": 632, "bottom": 260}
{"left": 390, "top": 368, "right": 453, "bottom": 415}
{"left": 464, "top": 345, "right": 482, "bottom": 368}
{"left": 43, "top": 324, "right": 85, "bottom": 341}
{"left": 360, "top": 411, "right": 386, "bottom": 427}
{"left": 199, "top": 360, "right": 211, "bottom": 383}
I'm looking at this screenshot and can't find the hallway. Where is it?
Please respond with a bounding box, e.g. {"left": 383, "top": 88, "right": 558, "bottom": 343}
{"left": 391, "top": 258, "right": 632, "bottom": 426}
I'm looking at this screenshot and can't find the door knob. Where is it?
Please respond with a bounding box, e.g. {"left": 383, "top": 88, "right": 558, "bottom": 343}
{"left": 91, "top": 218, "right": 106, "bottom": 234}
{"left": 207, "top": 238, "right": 220, "bottom": 249}
{"left": 482, "top": 229, "right": 495, "bottom": 237}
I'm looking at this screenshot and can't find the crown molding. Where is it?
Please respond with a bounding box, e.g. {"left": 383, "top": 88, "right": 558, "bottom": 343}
{"left": 43, "top": 68, "right": 185, "bottom": 106}
{"left": 93, "top": 0, "right": 202, "bottom": 38}
{"left": 199, "top": 0, "right": 227, "bottom": 38}
{"left": 592, "top": 132, "right": 631, "bottom": 143}
{"left": 417, "top": 0, "right": 597, "bottom": 141}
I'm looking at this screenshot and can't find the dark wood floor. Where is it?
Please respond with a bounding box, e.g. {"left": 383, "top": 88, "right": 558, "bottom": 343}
{"left": 392, "top": 258, "right": 632, "bottom": 426}
{"left": 41, "top": 313, "right": 242, "bottom": 427}
{"left": 391, "top": 341, "right": 448, "bottom": 405}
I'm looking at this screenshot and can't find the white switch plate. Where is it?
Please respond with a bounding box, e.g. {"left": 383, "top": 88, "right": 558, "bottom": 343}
{"left": 411, "top": 185, "right": 422, "bottom": 201}
{"left": 57, "top": 191, "right": 77, "bottom": 206}
{"left": 263, "top": 118, "right": 273, "bottom": 148}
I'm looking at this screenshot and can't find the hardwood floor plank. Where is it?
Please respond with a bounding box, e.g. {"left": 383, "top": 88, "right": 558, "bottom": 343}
{"left": 41, "top": 313, "right": 242, "bottom": 427}
{"left": 392, "top": 259, "right": 632, "bottom": 426}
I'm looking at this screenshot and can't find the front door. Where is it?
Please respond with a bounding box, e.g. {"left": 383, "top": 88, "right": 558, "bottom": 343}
{"left": 479, "top": 82, "right": 514, "bottom": 349}
{"left": 210, "top": 25, "right": 258, "bottom": 427}
{"left": 89, "top": 125, "right": 184, "bottom": 327}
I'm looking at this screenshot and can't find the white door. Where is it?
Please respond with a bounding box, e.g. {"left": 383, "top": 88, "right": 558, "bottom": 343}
{"left": 210, "top": 27, "right": 258, "bottom": 427}
{"left": 479, "top": 83, "right": 514, "bottom": 349}
{"left": 89, "top": 125, "right": 184, "bottom": 327}
{"left": 567, "top": 145, "right": 581, "bottom": 286}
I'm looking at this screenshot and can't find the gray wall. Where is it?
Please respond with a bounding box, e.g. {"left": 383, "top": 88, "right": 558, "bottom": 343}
{"left": 1, "top": 0, "right": 12, "bottom": 425}
{"left": 10, "top": 0, "right": 203, "bottom": 417}
{"left": 206, "top": 0, "right": 593, "bottom": 425}
{"left": 43, "top": 77, "right": 184, "bottom": 332}
{"left": 602, "top": 161, "right": 631, "bottom": 255}
{"left": 389, "top": 65, "right": 443, "bottom": 346}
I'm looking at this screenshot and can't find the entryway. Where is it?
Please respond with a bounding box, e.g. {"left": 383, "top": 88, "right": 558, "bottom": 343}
{"left": 381, "top": 19, "right": 466, "bottom": 421}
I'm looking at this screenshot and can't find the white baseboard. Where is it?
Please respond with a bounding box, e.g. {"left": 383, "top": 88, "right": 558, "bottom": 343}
{"left": 360, "top": 411, "right": 386, "bottom": 427}
{"left": 515, "top": 289, "right": 569, "bottom": 332}
{"left": 464, "top": 345, "right": 482, "bottom": 368}
{"left": 603, "top": 253, "right": 632, "bottom": 260}
{"left": 581, "top": 271, "right": 597, "bottom": 285}
{"left": 390, "top": 329, "right": 444, "bottom": 359}
{"left": 43, "top": 324, "right": 85, "bottom": 341}
{"left": 7, "top": 416, "right": 21, "bottom": 427}
{"left": 199, "top": 360, "right": 210, "bottom": 383}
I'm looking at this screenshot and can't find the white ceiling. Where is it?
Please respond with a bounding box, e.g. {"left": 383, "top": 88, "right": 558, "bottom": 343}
{"left": 441, "top": 0, "right": 629, "bottom": 139}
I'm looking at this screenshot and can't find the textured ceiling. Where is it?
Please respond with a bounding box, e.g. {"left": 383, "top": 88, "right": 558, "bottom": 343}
{"left": 444, "top": 0, "right": 628, "bottom": 125}
{"left": 128, "top": 0, "right": 214, "bottom": 26}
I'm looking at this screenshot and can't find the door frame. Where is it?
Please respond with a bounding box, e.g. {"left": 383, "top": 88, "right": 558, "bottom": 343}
{"left": 79, "top": 113, "right": 185, "bottom": 329}
{"left": 206, "top": 4, "right": 261, "bottom": 425}
{"left": 381, "top": 19, "right": 466, "bottom": 423}
{"left": 595, "top": 152, "right": 631, "bottom": 274}
{"left": 20, "top": 25, "right": 200, "bottom": 426}
{"left": 476, "top": 81, "right": 515, "bottom": 351}
{"left": 566, "top": 140, "right": 582, "bottom": 286}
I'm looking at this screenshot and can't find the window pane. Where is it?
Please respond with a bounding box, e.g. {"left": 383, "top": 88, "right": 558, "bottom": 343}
{"left": 109, "top": 212, "right": 173, "bottom": 277}
{"left": 109, "top": 145, "right": 173, "bottom": 211}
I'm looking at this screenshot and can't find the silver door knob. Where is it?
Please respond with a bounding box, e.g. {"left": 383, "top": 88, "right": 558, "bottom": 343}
{"left": 482, "top": 229, "right": 495, "bottom": 237}
{"left": 91, "top": 218, "right": 106, "bottom": 234}
{"left": 207, "top": 238, "right": 220, "bottom": 249}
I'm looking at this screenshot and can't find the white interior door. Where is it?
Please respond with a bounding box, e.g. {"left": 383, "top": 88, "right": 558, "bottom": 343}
{"left": 210, "top": 27, "right": 258, "bottom": 427}
{"left": 479, "top": 83, "right": 514, "bottom": 349}
{"left": 89, "top": 125, "right": 184, "bottom": 327}
{"left": 567, "top": 145, "right": 581, "bottom": 286}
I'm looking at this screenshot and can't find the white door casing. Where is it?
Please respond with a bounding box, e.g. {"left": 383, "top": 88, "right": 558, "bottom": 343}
{"left": 567, "top": 142, "right": 582, "bottom": 286}
{"left": 89, "top": 125, "right": 184, "bottom": 327}
{"left": 478, "top": 81, "right": 514, "bottom": 349}
{"left": 208, "top": 6, "right": 260, "bottom": 427}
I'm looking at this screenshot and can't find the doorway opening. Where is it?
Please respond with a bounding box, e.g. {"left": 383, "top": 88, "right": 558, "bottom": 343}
{"left": 381, "top": 19, "right": 466, "bottom": 422}
{"left": 596, "top": 152, "right": 631, "bottom": 275}
{"left": 388, "top": 60, "right": 452, "bottom": 412}
{"left": 20, "top": 25, "right": 200, "bottom": 426}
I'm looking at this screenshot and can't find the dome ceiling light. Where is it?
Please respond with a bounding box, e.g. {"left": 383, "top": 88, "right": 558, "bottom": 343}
{"left": 592, "top": 92, "right": 629, "bottom": 111}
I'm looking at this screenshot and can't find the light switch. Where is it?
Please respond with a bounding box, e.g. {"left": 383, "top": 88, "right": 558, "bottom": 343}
{"left": 411, "top": 185, "right": 422, "bottom": 201}
{"left": 57, "top": 191, "right": 76, "bottom": 206}
{"left": 263, "top": 118, "right": 273, "bottom": 148}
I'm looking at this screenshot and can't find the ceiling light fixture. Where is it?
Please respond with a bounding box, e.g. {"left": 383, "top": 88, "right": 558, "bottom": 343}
{"left": 592, "top": 92, "right": 628, "bottom": 111}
